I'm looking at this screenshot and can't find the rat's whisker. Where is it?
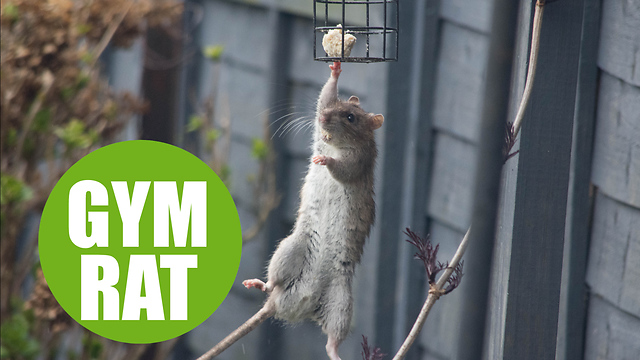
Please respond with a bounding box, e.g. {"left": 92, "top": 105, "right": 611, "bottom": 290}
{"left": 281, "top": 116, "right": 312, "bottom": 137}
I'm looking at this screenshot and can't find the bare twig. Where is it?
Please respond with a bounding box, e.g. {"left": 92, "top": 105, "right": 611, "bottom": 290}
{"left": 393, "top": 1, "right": 547, "bottom": 358}
{"left": 511, "top": 0, "right": 545, "bottom": 141}
{"left": 14, "top": 70, "right": 54, "bottom": 163}
{"left": 392, "top": 228, "right": 470, "bottom": 360}
{"left": 90, "top": 2, "right": 134, "bottom": 67}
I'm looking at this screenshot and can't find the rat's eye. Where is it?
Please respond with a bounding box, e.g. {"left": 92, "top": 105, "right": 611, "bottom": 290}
{"left": 347, "top": 114, "right": 355, "bottom": 123}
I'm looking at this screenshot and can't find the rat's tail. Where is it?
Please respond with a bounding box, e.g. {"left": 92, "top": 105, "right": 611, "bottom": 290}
{"left": 196, "top": 301, "right": 275, "bottom": 360}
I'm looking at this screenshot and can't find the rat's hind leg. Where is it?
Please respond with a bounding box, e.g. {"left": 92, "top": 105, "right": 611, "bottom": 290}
{"left": 326, "top": 335, "right": 342, "bottom": 360}
{"left": 319, "top": 277, "right": 353, "bottom": 360}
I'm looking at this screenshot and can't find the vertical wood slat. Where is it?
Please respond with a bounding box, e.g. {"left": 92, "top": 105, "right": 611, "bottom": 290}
{"left": 484, "top": 1, "right": 533, "bottom": 358}
{"left": 260, "top": 9, "right": 293, "bottom": 360}
{"left": 374, "top": 0, "right": 416, "bottom": 354}
{"left": 503, "top": 1, "right": 585, "bottom": 359}
{"left": 455, "top": 0, "right": 520, "bottom": 358}
{"left": 559, "top": 0, "right": 601, "bottom": 358}
{"left": 393, "top": 1, "right": 441, "bottom": 359}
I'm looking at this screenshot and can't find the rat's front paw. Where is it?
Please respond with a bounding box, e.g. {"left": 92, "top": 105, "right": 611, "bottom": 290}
{"left": 329, "top": 62, "right": 342, "bottom": 78}
{"left": 313, "top": 155, "right": 332, "bottom": 166}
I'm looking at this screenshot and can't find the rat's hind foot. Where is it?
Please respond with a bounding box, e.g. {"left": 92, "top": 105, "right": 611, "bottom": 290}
{"left": 329, "top": 62, "right": 342, "bottom": 78}
{"left": 326, "top": 335, "right": 342, "bottom": 360}
{"left": 242, "top": 279, "right": 270, "bottom": 292}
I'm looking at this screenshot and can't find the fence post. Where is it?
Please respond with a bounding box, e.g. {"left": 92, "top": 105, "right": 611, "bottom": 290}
{"left": 503, "top": 1, "right": 585, "bottom": 359}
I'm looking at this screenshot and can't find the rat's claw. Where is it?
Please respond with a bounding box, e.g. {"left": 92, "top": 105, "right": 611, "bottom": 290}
{"left": 313, "top": 155, "right": 329, "bottom": 165}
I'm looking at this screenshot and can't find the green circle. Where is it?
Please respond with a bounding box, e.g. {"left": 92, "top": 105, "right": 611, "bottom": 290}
{"left": 39, "top": 140, "right": 241, "bottom": 343}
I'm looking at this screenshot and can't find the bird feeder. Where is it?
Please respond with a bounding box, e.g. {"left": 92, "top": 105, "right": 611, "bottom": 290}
{"left": 314, "top": 0, "right": 399, "bottom": 63}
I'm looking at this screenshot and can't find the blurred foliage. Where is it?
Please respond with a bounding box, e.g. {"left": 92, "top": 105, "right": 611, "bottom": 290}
{"left": 0, "top": 303, "right": 39, "bottom": 360}
{"left": 251, "top": 138, "right": 268, "bottom": 161}
{"left": 202, "top": 45, "right": 224, "bottom": 61}
{"left": 0, "top": 0, "right": 181, "bottom": 359}
{"left": 186, "top": 114, "right": 204, "bottom": 133}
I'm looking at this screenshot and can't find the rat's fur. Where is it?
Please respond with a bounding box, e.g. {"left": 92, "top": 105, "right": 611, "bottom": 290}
{"left": 199, "top": 63, "right": 382, "bottom": 360}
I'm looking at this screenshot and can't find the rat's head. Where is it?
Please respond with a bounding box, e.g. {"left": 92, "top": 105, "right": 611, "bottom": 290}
{"left": 318, "top": 96, "right": 384, "bottom": 148}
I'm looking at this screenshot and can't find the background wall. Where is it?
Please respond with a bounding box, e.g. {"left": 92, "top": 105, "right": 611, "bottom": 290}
{"left": 103, "top": 0, "right": 640, "bottom": 359}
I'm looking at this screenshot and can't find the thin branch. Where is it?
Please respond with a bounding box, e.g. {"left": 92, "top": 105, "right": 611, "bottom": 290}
{"left": 14, "top": 70, "right": 54, "bottom": 164}
{"left": 392, "top": 228, "right": 470, "bottom": 360}
{"left": 511, "top": 0, "right": 545, "bottom": 140}
{"left": 90, "top": 2, "right": 133, "bottom": 67}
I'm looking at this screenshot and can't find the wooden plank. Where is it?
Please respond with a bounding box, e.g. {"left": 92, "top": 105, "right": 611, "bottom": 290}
{"left": 393, "top": 1, "right": 440, "bottom": 358}
{"left": 283, "top": 156, "right": 308, "bottom": 224}
{"left": 454, "top": 0, "right": 520, "bottom": 356}
{"left": 432, "top": 22, "right": 489, "bottom": 143}
{"left": 590, "top": 72, "right": 640, "bottom": 208}
{"left": 484, "top": 1, "right": 532, "bottom": 357}
{"left": 280, "top": 82, "right": 317, "bottom": 158}
{"left": 261, "top": 10, "right": 294, "bottom": 360}
{"left": 200, "top": 0, "right": 271, "bottom": 72}
{"left": 597, "top": 0, "right": 640, "bottom": 86}
{"left": 584, "top": 295, "right": 640, "bottom": 360}
{"left": 503, "top": 0, "right": 585, "bottom": 359}
{"left": 207, "top": 64, "right": 270, "bottom": 140}
{"left": 107, "top": 40, "right": 144, "bottom": 141}
{"left": 226, "top": 139, "right": 262, "bottom": 209}
{"left": 427, "top": 132, "right": 477, "bottom": 232}
{"left": 559, "top": 0, "right": 601, "bottom": 358}
{"left": 374, "top": 0, "right": 415, "bottom": 354}
{"left": 440, "top": 0, "right": 494, "bottom": 34}
{"left": 586, "top": 192, "right": 640, "bottom": 318}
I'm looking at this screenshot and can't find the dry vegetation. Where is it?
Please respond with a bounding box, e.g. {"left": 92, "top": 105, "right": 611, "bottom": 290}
{"left": 0, "top": 0, "right": 181, "bottom": 358}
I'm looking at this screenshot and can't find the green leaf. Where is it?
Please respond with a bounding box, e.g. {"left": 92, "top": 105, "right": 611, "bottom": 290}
{"left": 79, "top": 51, "right": 93, "bottom": 65}
{"left": 33, "top": 108, "right": 51, "bottom": 132}
{"left": 206, "top": 129, "right": 220, "bottom": 142}
{"left": 5, "top": 128, "right": 17, "bottom": 147}
{"left": 77, "top": 23, "right": 92, "bottom": 35}
{"left": 60, "top": 86, "right": 76, "bottom": 101}
{"left": 0, "top": 175, "right": 33, "bottom": 205}
{"left": 251, "top": 138, "right": 268, "bottom": 160}
{"left": 202, "top": 45, "right": 224, "bottom": 61}
{"left": 2, "top": 3, "right": 19, "bottom": 22}
{"left": 0, "top": 312, "right": 40, "bottom": 360}
{"left": 218, "top": 164, "right": 231, "bottom": 188}
{"left": 186, "top": 115, "right": 204, "bottom": 133}
{"left": 53, "top": 119, "right": 97, "bottom": 150}
{"left": 75, "top": 71, "right": 90, "bottom": 90}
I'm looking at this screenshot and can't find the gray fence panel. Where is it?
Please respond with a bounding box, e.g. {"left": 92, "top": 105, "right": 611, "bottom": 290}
{"left": 432, "top": 22, "right": 489, "bottom": 144}
{"left": 590, "top": 72, "right": 640, "bottom": 208}
{"left": 584, "top": 295, "right": 640, "bottom": 360}
{"left": 586, "top": 192, "right": 640, "bottom": 318}
{"left": 439, "top": 0, "right": 494, "bottom": 34}
{"left": 597, "top": 0, "right": 640, "bottom": 87}
{"left": 427, "top": 133, "right": 478, "bottom": 232}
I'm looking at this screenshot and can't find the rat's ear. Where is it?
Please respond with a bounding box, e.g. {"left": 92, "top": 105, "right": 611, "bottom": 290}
{"left": 370, "top": 114, "right": 384, "bottom": 130}
{"left": 348, "top": 96, "right": 360, "bottom": 105}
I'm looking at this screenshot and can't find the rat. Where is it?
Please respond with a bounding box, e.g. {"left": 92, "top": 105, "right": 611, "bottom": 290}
{"left": 198, "top": 61, "right": 383, "bottom": 360}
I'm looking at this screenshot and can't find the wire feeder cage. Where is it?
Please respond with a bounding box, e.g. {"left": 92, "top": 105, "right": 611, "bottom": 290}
{"left": 314, "top": 0, "right": 399, "bottom": 63}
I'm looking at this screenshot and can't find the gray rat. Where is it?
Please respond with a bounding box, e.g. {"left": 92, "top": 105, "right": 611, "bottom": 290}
{"left": 198, "top": 62, "right": 383, "bottom": 360}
